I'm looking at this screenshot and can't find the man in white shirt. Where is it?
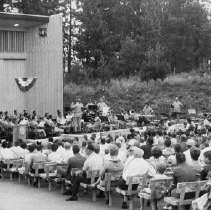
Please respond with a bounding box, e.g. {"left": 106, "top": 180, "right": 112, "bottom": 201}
{"left": 10, "top": 140, "right": 26, "bottom": 159}
{"left": 59, "top": 142, "right": 73, "bottom": 164}
{"left": 0, "top": 141, "right": 16, "bottom": 162}
{"left": 48, "top": 143, "right": 61, "bottom": 163}
{"left": 71, "top": 99, "right": 84, "bottom": 133}
{"left": 183, "top": 139, "right": 196, "bottom": 165}
{"left": 172, "top": 97, "right": 183, "bottom": 118}
{"left": 66, "top": 143, "right": 104, "bottom": 201}
{"left": 56, "top": 141, "right": 66, "bottom": 159}
{"left": 143, "top": 103, "right": 153, "bottom": 115}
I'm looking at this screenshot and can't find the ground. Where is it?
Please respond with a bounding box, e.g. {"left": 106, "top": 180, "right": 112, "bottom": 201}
{"left": 0, "top": 179, "right": 166, "bottom": 210}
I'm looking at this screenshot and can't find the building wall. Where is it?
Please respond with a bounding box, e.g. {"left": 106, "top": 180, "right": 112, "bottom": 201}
{"left": 0, "top": 59, "right": 26, "bottom": 112}
{"left": 25, "top": 14, "right": 63, "bottom": 116}
{"left": 0, "top": 14, "right": 63, "bottom": 116}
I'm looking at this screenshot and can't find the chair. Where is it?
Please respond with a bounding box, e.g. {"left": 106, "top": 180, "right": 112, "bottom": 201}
{"left": 139, "top": 177, "right": 172, "bottom": 210}
{"left": 116, "top": 175, "right": 147, "bottom": 210}
{"left": 164, "top": 181, "right": 207, "bottom": 210}
{"left": 9, "top": 159, "right": 24, "bottom": 182}
{"left": 38, "top": 162, "right": 57, "bottom": 191}
{"left": 29, "top": 125, "right": 40, "bottom": 139}
{"left": 164, "top": 166, "right": 174, "bottom": 178}
{"left": 80, "top": 170, "right": 100, "bottom": 202}
{"left": 28, "top": 162, "right": 46, "bottom": 187}
{"left": 44, "top": 124, "right": 55, "bottom": 138}
{"left": 97, "top": 172, "right": 122, "bottom": 206}
{"left": 18, "top": 161, "right": 29, "bottom": 183}
{"left": 0, "top": 159, "right": 13, "bottom": 179}
{"left": 51, "top": 163, "right": 68, "bottom": 194}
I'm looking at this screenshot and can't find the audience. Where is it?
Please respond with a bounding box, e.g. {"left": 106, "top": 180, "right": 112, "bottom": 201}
{"left": 1, "top": 108, "right": 211, "bottom": 210}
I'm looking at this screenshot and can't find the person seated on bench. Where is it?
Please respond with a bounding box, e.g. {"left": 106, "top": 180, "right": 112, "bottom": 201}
{"left": 117, "top": 147, "right": 156, "bottom": 208}
{"left": 65, "top": 143, "right": 104, "bottom": 201}
{"left": 47, "top": 143, "right": 61, "bottom": 163}
{"left": 92, "top": 144, "right": 124, "bottom": 187}
{"left": 60, "top": 144, "right": 86, "bottom": 195}
{"left": 28, "top": 144, "right": 47, "bottom": 187}
{"left": 162, "top": 138, "right": 175, "bottom": 157}
{"left": 30, "top": 116, "right": 46, "bottom": 138}
{"left": 141, "top": 163, "right": 168, "bottom": 194}
{"left": 166, "top": 153, "right": 199, "bottom": 200}
{"left": 108, "top": 110, "right": 118, "bottom": 130}
{"left": 0, "top": 140, "right": 16, "bottom": 167}
{"left": 167, "top": 144, "right": 182, "bottom": 166}
{"left": 201, "top": 151, "right": 211, "bottom": 180}
{"left": 149, "top": 147, "right": 166, "bottom": 170}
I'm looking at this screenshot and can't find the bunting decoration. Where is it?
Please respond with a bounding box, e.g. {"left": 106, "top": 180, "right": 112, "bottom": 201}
{"left": 15, "top": 78, "right": 37, "bottom": 92}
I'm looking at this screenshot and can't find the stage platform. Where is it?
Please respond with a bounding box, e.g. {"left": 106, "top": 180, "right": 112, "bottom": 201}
{"left": 60, "top": 127, "right": 142, "bottom": 142}
{"left": 26, "top": 127, "right": 142, "bottom": 144}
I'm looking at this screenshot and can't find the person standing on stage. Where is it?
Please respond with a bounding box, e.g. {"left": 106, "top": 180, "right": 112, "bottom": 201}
{"left": 71, "top": 99, "right": 84, "bottom": 133}
{"left": 143, "top": 103, "right": 153, "bottom": 115}
{"left": 172, "top": 97, "right": 183, "bottom": 118}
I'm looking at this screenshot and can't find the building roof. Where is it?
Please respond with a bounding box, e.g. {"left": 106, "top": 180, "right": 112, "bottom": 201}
{"left": 0, "top": 12, "right": 49, "bottom": 29}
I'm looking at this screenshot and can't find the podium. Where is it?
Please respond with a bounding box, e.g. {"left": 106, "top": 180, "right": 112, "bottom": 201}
{"left": 13, "top": 125, "right": 27, "bottom": 145}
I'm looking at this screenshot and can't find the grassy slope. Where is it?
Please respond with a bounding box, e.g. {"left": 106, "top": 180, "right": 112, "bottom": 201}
{"left": 64, "top": 73, "right": 211, "bottom": 112}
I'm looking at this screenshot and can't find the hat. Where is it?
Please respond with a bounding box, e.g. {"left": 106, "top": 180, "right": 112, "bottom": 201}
{"left": 187, "top": 139, "right": 196, "bottom": 147}
{"left": 128, "top": 139, "right": 138, "bottom": 146}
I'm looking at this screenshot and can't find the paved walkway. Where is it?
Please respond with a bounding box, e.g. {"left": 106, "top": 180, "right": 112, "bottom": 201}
{"left": 0, "top": 179, "right": 165, "bottom": 210}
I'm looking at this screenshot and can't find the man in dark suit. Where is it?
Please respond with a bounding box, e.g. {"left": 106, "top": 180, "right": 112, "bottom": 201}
{"left": 62, "top": 144, "right": 86, "bottom": 195}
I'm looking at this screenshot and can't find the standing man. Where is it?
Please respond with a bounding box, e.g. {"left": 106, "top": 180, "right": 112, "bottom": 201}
{"left": 143, "top": 102, "right": 154, "bottom": 115}
{"left": 71, "top": 99, "right": 84, "bottom": 133}
{"left": 172, "top": 97, "right": 183, "bottom": 119}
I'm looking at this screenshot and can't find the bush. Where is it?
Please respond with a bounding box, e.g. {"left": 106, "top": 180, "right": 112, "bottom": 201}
{"left": 64, "top": 71, "right": 211, "bottom": 112}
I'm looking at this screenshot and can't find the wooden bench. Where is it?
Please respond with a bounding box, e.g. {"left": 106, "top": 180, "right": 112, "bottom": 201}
{"left": 51, "top": 163, "right": 68, "bottom": 194}
{"left": 28, "top": 162, "right": 46, "bottom": 187}
{"left": 0, "top": 159, "right": 11, "bottom": 179}
{"left": 38, "top": 162, "right": 57, "bottom": 191}
{"left": 18, "top": 161, "right": 29, "bottom": 184}
{"left": 97, "top": 172, "right": 122, "bottom": 206}
{"left": 139, "top": 177, "right": 172, "bottom": 210}
{"left": 116, "top": 175, "right": 147, "bottom": 210}
{"left": 164, "top": 181, "right": 207, "bottom": 210}
{"left": 164, "top": 166, "right": 174, "bottom": 178}
{"left": 9, "top": 159, "right": 24, "bottom": 181}
{"left": 80, "top": 170, "right": 100, "bottom": 202}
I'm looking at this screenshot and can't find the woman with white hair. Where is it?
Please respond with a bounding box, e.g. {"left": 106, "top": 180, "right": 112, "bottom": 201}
{"left": 117, "top": 147, "right": 156, "bottom": 208}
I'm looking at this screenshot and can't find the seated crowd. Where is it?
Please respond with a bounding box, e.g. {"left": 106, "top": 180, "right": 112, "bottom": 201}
{"left": 1, "top": 112, "right": 211, "bottom": 209}
{"left": 0, "top": 99, "right": 157, "bottom": 141}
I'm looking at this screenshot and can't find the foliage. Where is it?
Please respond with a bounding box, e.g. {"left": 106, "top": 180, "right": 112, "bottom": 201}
{"left": 64, "top": 71, "right": 211, "bottom": 112}
{"left": 72, "top": 0, "right": 211, "bottom": 81}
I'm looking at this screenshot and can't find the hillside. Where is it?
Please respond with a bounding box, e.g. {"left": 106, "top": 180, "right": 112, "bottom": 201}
{"left": 64, "top": 72, "right": 211, "bottom": 112}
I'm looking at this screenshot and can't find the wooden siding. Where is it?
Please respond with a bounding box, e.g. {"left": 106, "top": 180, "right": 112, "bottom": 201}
{"left": 0, "top": 14, "right": 63, "bottom": 116}
{"left": 0, "top": 59, "right": 25, "bottom": 112}
{"left": 25, "top": 14, "right": 63, "bottom": 116}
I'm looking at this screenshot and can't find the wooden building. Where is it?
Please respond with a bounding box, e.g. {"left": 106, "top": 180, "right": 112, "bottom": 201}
{"left": 0, "top": 12, "right": 63, "bottom": 116}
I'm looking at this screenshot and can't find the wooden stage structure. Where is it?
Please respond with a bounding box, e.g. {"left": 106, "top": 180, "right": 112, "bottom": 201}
{"left": 0, "top": 12, "right": 63, "bottom": 115}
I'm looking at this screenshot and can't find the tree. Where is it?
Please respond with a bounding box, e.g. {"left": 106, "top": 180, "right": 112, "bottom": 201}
{"left": 161, "top": 0, "right": 211, "bottom": 73}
